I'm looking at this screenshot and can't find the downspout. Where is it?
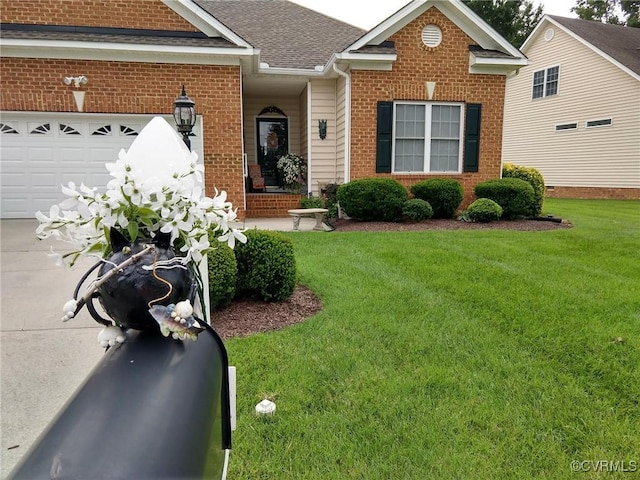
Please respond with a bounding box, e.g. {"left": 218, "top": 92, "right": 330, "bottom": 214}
{"left": 239, "top": 63, "right": 247, "bottom": 214}
{"left": 306, "top": 80, "right": 312, "bottom": 195}
{"left": 333, "top": 63, "right": 350, "bottom": 183}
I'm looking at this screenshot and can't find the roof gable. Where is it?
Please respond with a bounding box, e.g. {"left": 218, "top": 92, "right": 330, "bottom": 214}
{"left": 346, "top": 0, "right": 524, "bottom": 59}
{"left": 522, "top": 15, "right": 640, "bottom": 80}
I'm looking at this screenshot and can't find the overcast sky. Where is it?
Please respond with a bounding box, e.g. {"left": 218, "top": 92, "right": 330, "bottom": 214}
{"left": 289, "top": 0, "right": 577, "bottom": 30}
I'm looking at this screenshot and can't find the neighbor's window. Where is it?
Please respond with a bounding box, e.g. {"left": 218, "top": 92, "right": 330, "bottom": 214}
{"left": 586, "top": 118, "right": 612, "bottom": 128}
{"left": 555, "top": 122, "right": 577, "bottom": 131}
{"left": 393, "top": 102, "right": 463, "bottom": 173}
{"left": 532, "top": 66, "right": 559, "bottom": 99}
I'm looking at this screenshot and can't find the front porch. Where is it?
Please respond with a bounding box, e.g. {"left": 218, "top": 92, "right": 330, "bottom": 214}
{"left": 245, "top": 192, "right": 303, "bottom": 218}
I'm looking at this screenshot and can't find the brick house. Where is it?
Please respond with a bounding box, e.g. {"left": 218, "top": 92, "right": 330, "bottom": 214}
{"left": 1, "top": 0, "right": 526, "bottom": 219}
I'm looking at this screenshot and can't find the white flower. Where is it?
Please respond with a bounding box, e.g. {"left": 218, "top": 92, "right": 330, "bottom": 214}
{"left": 218, "top": 228, "right": 247, "bottom": 249}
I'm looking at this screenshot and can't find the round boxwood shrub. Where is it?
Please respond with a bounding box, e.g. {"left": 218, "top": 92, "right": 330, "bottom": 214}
{"left": 410, "top": 179, "right": 463, "bottom": 218}
{"left": 402, "top": 199, "right": 433, "bottom": 222}
{"left": 502, "top": 163, "right": 545, "bottom": 216}
{"left": 474, "top": 178, "right": 535, "bottom": 219}
{"left": 465, "top": 198, "right": 503, "bottom": 223}
{"left": 337, "top": 178, "right": 408, "bottom": 222}
{"left": 207, "top": 242, "right": 237, "bottom": 310}
{"left": 234, "top": 229, "right": 296, "bottom": 302}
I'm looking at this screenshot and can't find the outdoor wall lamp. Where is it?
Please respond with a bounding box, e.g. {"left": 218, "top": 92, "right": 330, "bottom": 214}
{"left": 63, "top": 76, "right": 88, "bottom": 112}
{"left": 318, "top": 119, "right": 327, "bottom": 140}
{"left": 173, "top": 85, "right": 197, "bottom": 151}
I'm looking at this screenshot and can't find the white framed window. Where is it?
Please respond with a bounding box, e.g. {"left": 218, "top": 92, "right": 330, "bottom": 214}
{"left": 555, "top": 122, "right": 577, "bottom": 132}
{"left": 532, "top": 66, "right": 559, "bottom": 99}
{"left": 586, "top": 118, "right": 613, "bottom": 128}
{"left": 392, "top": 102, "right": 463, "bottom": 173}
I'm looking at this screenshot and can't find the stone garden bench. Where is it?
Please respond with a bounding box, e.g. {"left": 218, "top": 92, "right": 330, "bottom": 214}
{"left": 287, "top": 208, "right": 328, "bottom": 231}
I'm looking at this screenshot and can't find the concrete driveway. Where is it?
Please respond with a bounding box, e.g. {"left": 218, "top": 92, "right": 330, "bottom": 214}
{"left": 0, "top": 219, "right": 104, "bottom": 477}
{"left": 0, "top": 216, "right": 309, "bottom": 477}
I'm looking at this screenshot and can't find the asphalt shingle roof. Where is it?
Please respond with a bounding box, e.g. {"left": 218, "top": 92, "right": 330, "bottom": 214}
{"left": 0, "top": 24, "right": 237, "bottom": 48}
{"left": 193, "top": 0, "right": 365, "bottom": 69}
{"left": 549, "top": 15, "right": 640, "bottom": 76}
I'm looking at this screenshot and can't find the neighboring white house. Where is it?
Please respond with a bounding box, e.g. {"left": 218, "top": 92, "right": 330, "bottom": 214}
{"left": 503, "top": 15, "right": 640, "bottom": 199}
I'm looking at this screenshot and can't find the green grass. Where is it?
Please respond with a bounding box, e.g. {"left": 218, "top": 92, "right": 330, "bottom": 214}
{"left": 220, "top": 199, "right": 640, "bottom": 479}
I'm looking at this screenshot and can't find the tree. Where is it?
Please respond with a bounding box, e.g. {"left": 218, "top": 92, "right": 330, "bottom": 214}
{"left": 463, "top": 0, "right": 544, "bottom": 47}
{"left": 571, "top": 0, "right": 640, "bottom": 27}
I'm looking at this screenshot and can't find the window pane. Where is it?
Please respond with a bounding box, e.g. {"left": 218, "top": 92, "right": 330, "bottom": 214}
{"left": 396, "top": 139, "right": 424, "bottom": 172}
{"left": 430, "top": 139, "right": 459, "bottom": 172}
{"left": 532, "top": 70, "right": 545, "bottom": 99}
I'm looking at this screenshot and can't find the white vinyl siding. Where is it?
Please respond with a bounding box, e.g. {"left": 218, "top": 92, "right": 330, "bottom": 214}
{"left": 242, "top": 95, "right": 301, "bottom": 166}
{"left": 308, "top": 79, "right": 338, "bottom": 194}
{"left": 392, "top": 102, "right": 463, "bottom": 174}
{"left": 503, "top": 22, "right": 640, "bottom": 189}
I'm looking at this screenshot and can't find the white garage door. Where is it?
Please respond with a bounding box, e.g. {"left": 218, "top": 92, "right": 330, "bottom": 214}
{"left": 1, "top": 113, "right": 203, "bottom": 218}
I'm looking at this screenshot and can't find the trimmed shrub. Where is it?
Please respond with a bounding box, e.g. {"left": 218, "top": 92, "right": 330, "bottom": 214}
{"left": 503, "top": 163, "right": 545, "bottom": 216}
{"left": 337, "top": 178, "right": 408, "bottom": 222}
{"left": 410, "top": 179, "right": 463, "bottom": 218}
{"left": 474, "top": 178, "right": 535, "bottom": 219}
{"left": 402, "top": 199, "right": 433, "bottom": 222}
{"left": 464, "top": 198, "right": 503, "bottom": 223}
{"left": 207, "top": 242, "right": 237, "bottom": 310}
{"left": 300, "top": 196, "right": 325, "bottom": 209}
{"left": 234, "top": 229, "right": 296, "bottom": 302}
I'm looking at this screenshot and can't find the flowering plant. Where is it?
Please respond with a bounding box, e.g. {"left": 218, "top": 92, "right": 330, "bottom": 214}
{"left": 276, "top": 153, "right": 306, "bottom": 191}
{"left": 36, "top": 121, "right": 246, "bottom": 269}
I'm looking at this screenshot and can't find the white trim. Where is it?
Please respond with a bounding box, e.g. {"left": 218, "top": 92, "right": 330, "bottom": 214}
{"left": 346, "top": 0, "right": 524, "bottom": 61}
{"left": 521, "top": 16, "right": 640, "bottom": 82}
{"left": 0, "top": 39, "right": 253, "bottom": 65}
{"left": 221, "top": 449, "right": 231, "bottom": 480}
{"left": 161, "top": 0, "right": 252, "bottom": 48}
{"left": 333, "top": 64, "right": 351, "bottom": 183}
{"left": 554, "top": 122, "right": 578, "bottom": 132}
{"left": 306, "top": 80, "right": 313, "bottom": 194}
{"left": 585, "top": 118, "right": 613, "bottom": 128}
{"left": 531, "top": 64, "right": 561, "bottom": 100}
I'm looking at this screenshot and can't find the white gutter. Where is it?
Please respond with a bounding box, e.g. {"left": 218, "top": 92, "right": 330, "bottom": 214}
{"left": 306, "top": 80, "right": 313, "bottom": 195}
{"left": 332, "top": 63, "right": 351, "bottom": 184}
{"left": 0, "top": 39, "right": 254, "bottom": 65}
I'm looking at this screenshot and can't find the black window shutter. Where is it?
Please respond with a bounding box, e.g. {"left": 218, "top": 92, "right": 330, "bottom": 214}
{"left": 376, "top": 101, "right": 393, "bottom": 173}
{"left": 463, "top": 103, "right": 481, "bottom": 173}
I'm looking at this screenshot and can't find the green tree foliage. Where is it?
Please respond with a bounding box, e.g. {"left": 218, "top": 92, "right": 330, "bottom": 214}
{"left": 572, "top": 0, "right": 640, "bottom": 27}
{"left": 463, "top": 0, "right": 544, "bottom": 46}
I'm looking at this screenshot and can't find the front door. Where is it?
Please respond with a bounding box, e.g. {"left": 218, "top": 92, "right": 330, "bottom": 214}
{"left": 256, "top": 117, "right": 288, "bottom": 187}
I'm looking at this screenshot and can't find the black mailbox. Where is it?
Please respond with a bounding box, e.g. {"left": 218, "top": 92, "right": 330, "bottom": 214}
{"left": 9, "top": 324, "right": 232, "bottom": 479}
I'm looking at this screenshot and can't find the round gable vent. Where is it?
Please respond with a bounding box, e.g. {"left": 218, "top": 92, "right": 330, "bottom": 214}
{"left": 422, "top": 25, "right": 442, "bottom": 48}
{"left": 544, "top": 28, "right": 555, "bottom": 41}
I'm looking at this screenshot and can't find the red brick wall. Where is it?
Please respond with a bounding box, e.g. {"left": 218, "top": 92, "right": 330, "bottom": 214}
{"left": 0, "top": 0, "right": 198, "bottom": 31}
{"left": 350, "top": 8, "right": 507, "bottom": 208}
{"left": 546, "top": 186, "right": 640, "bottom": 200}
{"left": 246, "top": 194, "right": 303, "bottom": 217}
{"left": 0, "top": 57, "right": 245, "bottom": 216}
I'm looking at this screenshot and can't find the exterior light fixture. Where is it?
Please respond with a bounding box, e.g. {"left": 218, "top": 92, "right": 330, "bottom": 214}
{"left": 173, "top": 85, "right": 196, "bottom": 150}
{"left": 318, "top": 119, "right": 327, "bottom": 140}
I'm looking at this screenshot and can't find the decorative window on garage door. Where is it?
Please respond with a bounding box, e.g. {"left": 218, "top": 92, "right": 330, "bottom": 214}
{"left": 0, "top": 123, "right": 19, "bottom": 134}
{"left": 29, "top": 123, "right": 51, "bottom": 135}
{"left": 60, "top": 124, "right": 82, "bottom": 135}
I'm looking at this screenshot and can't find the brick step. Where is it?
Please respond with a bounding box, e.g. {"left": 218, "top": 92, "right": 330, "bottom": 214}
{"left": 245, "top": 193, "right": 303, "bottom": 217}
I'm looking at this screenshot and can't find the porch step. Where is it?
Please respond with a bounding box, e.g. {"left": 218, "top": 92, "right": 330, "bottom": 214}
{"left": 246, "top": 193, "right": 303, "bottom": 218}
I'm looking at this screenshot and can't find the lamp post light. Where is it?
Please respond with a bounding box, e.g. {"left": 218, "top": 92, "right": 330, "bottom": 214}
{"left": 173, "top": 85, "right": 196, "bottom": 151}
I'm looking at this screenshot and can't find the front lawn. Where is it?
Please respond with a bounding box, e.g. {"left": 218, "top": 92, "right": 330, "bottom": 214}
{"left": 220, "top": 198, "right": 640, "bottom": 479}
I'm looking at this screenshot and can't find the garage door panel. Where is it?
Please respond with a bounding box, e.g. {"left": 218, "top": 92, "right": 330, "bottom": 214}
{"left": 1, "top": 114, "right": 203, "bottom": 218}
{"left": 27, "top": 147, "right": 56, "bottom": 163}
{"left": 1, "top": 172, "right": 27, "bottom": 187}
